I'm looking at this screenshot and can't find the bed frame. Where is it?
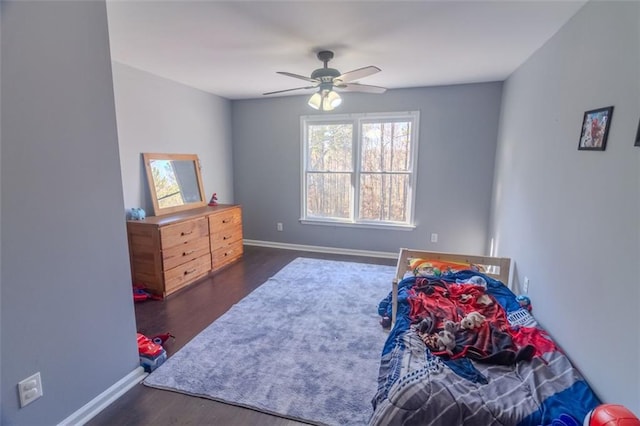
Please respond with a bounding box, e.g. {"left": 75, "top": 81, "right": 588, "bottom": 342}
{"left": 391, "top": 248, "right": 512, "bottom": 325}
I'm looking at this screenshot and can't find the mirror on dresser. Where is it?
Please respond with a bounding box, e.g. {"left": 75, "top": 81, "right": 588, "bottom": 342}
{"left": 143, "top": 152, "right": 207, "bottom": 216}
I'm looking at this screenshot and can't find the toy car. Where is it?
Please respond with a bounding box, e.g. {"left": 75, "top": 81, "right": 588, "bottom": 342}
{"left": 137, "top": 333, "right": 167, "bottom": 372}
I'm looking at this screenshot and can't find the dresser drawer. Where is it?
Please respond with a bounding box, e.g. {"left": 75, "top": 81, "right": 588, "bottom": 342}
{"left": 209, "top": 207, "right": 242, "bottom": 230}
{"left": 162, "top": 235, "right": 210, "bottom": 271}
{"left": 160, "top": 217, "right": 208, "bottom": 249}
{"left": 210, "top": 224, "right": 242, "bottom": 248}
{"left": 164, "top": 254, "right": 212, "bottom": 295}
{"left": 211, "top": 240, "right": 243, "bottom": 270}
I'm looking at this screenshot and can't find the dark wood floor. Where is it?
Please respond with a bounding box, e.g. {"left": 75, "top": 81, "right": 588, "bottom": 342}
{"left": 88, "top": 245, "right": 395, "bottom": 426}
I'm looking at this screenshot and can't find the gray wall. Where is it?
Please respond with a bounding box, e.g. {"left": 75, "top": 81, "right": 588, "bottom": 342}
{"left": 232, "top": 83, "right": 503, "bottom": 254}
{"left": 490, "top": 1, "right": 640, "bottom": 413}
{"left": 0, "top": 2, "right": 3, "bottom": 411}
{"left": 1, "top": 2, "right": 139, "bottom": 424}
{"left": 112, "top": 62, "right": 234, "bottom": 213}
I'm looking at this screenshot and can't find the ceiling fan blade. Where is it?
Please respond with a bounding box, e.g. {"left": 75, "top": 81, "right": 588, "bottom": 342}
{"left": 263, "top": 85, "right": 317, "bottom": 96}
{"left": 335, "top": 66, "right": 381, "bottom": 83}
{"left": 276, "top": 71, "right": 318, "bottom": 83}
{"left": 335, "top": 82, "right": 387, "bottom": 94}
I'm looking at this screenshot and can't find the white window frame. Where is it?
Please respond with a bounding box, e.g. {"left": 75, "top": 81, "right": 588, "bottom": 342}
{"left": 300, "top": 111, "right": 419, "bottom": 230}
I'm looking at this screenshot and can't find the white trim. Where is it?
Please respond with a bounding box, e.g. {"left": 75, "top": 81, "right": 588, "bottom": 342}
{"left": 300, "top": 115, "right": 306, "bottom": 224}
{"left": 407, "top": 111, "right": 420, "bottom": 224}
{"left": 299, "top": 219, "right": 415, "bottom": 231}
{"left": 243, "top": 239, "right": 397, "bottom": 259}
{"left": 57, "top": 367, "right": 147, "bottom": 426}
{"left": 352, "top": 117, "right": 360, "bottom": 223}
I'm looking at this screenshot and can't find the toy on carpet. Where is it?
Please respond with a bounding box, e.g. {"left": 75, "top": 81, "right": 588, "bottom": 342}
{"left": 584, "top": 404, "right": 640, "bottom": 426}
{"left": 208, "top": 192, "right": 218, "bottom": 206}
{"left": 460, "top": 311, "right": 486, "bottom": 330}
{"left": 137, "top": 333, "right": 167, "bottom": 372}
{"left": 516, "top": 295, "right": 532, "bottom": 312}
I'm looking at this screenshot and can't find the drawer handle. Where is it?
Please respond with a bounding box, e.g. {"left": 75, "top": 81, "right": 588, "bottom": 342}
{"left": 181, "top": 230, "right": 193, "bottom": 236}
{"left": 222, "top": 218, "right": 231, "bottom": 224}
{"left": 183, "top": 250, "right": 195, "bottom": 256}
{"left": 223, "top": 235, "right": 232, "bottom": 240}
{"left": 184, "top": 268, "right": 196, "bottom": 275}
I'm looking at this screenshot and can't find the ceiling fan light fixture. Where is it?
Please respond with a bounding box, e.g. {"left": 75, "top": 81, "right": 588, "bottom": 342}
{"left": 308, "top": 92, "right": 323, "bottom": 110}
{"left": 325, "top": 90, "right": 342, "bottom": 109}
{"left": 308, "top": 89, "right": 342, "bottom": 111}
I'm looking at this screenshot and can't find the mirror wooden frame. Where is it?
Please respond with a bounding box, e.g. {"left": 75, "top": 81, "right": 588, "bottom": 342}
{"left": 143, "top": 152, "right": 207, "bottom": 216}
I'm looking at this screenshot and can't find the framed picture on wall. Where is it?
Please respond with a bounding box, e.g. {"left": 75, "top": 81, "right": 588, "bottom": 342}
{"left": 635, "top": 118, "right": 640, "bottom": 147}
{"left": 578, "top": 106, "right": 613, "bottom": 151}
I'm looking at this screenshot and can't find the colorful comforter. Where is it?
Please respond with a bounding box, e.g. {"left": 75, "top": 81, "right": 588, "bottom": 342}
{"left": 371, "top": 271, "right": 600, "bottom": 426}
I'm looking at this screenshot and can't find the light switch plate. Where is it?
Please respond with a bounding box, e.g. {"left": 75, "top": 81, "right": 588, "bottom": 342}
{"left": 18, "top": 372, "right": 43, "bottom": 408}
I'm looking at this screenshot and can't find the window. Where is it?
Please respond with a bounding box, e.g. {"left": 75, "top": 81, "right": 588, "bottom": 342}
{"left": 301, "top": 111, "right": 419, "bottom": 228}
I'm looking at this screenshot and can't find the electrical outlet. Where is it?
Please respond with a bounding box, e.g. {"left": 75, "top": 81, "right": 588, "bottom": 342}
{"left": 430, "top": 233, "right": 438, "bottom": 243}
{"left": 277, "top": 222, "right": 283, "bottom": 232}
{"left": 523, "top": 277, "right": 530, "bottom": 294}
{"left": 18, "top": 372, "right": 43, "bottom": 408}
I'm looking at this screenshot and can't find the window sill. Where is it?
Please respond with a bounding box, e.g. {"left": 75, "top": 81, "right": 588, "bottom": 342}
{"left": 299, "top": 219, "right": 416, "bottom": 231}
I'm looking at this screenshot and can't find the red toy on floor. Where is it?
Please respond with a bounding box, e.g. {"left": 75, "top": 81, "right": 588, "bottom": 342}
{"left": 151, "top": 332, "right": 175, "bottom": 346}
{"left": 585, "top": 404, "right": 640, "bottom": 426}
{"left": 133, "top": 284, "right": 162, "bottom": 302}
{"left": 137, "top": 333, "right": 171, "bottom": 372}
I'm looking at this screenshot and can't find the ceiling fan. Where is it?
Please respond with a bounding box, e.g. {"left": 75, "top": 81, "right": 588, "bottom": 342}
{"left": 263, "top": 50, "right": 387, "bottom": 111}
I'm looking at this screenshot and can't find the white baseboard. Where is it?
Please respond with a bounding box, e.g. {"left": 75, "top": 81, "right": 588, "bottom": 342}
{"left": 58, "top": 366, "right": 147, "bottom": 426}
{"left": 243, "top": 239, "right": 397, "bottom": 259}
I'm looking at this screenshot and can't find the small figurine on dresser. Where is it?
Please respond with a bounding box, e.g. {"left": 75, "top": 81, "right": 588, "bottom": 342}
{"left": 127, "top": 208, "right": 146, "bottom": 220}
{"left": 208, "top": 193, "right": 218, "bottom": 206}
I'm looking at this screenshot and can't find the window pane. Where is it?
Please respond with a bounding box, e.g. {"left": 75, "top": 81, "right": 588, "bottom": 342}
{"left": 361, "top": 123, "right": 383, "bottom": 172}
{"left": 306, "top": 172, "right": 352, "bottom": 219}
{"left": 361, "top": 121, "right": 411, "bottom": 172}
{"left": 359, "top": 173, "right": 408, "bottom": 222}
{"left": 302, "top": 112, "right": 417, "bottom": 227}
{"left": 307, "top": 124, "right": 353, "bottom": 172}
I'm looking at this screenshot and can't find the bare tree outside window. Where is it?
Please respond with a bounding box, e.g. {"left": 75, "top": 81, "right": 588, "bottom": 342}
{"left": 306, "top": 123, "right": 353, "bottom": 219}
{"left": 359, "top": 121, "right": 411, "bottom": 222}
{"left": 302, "top": 112, "right": 419, "bottom": 227}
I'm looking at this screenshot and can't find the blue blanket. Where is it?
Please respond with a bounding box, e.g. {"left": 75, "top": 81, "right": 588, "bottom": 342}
{"left": 371, "top": 271, "right": 600, "bottom": 426}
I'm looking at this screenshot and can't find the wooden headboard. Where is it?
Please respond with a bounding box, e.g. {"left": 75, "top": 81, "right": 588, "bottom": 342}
{"left": 391, "top": 248, "right": 512, "bottom": 325}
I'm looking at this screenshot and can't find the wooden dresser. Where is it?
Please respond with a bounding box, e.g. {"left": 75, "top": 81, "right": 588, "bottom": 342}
{"left": 126, "top": 204, "right": 243, "bottom": 297}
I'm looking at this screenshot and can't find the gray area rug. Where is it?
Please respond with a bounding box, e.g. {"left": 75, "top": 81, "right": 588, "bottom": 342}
{"left": 143, "top": 257, "right": 394, "bottom": 425}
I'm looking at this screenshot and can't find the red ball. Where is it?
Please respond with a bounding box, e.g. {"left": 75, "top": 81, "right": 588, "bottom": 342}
{"left": 586, "top": 404, "right": 640, "bottom": 426}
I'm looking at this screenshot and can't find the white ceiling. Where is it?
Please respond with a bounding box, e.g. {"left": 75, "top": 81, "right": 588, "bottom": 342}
{"left": 106, "top": 0, "right": 587, "bottom": 100}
